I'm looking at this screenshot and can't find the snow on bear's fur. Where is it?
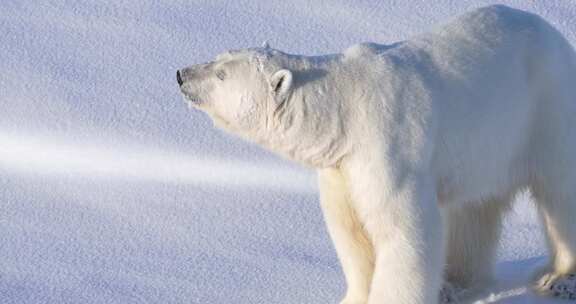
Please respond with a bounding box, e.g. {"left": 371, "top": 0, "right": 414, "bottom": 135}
{"left": 178, "top": 5, "right": 576, "bottom": 304}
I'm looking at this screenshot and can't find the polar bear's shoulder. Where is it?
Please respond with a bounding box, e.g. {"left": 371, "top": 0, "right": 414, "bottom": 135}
{"left": 344, "top": 43, "right": 380, "bottom": 58}
{"left": 343, "top": 42, "right": 400, "bottom": 61}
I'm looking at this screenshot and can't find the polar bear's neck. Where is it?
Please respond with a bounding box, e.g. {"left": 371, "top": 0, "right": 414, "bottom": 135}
{"left": 257, "top": 56, "right": 356, "bottom": 168}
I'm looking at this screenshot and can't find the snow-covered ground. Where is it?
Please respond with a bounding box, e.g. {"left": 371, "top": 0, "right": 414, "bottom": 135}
{"left": 1, "top": 1, "right": 575, "bottom": 303}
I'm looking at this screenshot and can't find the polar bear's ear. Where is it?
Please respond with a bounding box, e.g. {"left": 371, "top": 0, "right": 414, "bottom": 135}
{"left": 270, "top": 69, "right": 293, "bottom": 102}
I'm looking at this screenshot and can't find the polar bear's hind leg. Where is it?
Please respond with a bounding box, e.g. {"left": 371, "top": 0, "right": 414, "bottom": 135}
{"left": 443, "top": 199, "right": 510, "bottom": 302}
{"left": 528, "top": 15, "right": 576, "bottom": 299}
{"left": 532, "top": 182, "right": 576, "bottom": 298}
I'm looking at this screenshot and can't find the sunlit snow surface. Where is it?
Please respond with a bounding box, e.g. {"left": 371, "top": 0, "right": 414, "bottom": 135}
{"left": 1, "top": 1, "right": 575, "bottom": 303}
{"left": 0, "top": 134, "right": 315, "bottom": 192}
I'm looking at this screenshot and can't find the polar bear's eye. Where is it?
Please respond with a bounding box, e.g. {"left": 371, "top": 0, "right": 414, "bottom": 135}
{"left": 216, "top": 70, "right": 226, "bottom": 81}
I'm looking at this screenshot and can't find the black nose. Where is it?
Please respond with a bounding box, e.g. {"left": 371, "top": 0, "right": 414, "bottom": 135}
{"left": 176, "top": 70, "right": 183, "bottom": 86}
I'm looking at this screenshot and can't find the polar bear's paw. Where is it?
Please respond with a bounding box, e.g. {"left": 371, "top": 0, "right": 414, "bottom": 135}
{"left": 535, "top": 272, "right": 576, "bottom": 300}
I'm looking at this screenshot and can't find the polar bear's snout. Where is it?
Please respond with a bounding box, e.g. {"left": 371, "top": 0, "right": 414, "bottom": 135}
{"left": 177, "top": 67, "right": 207, "bottom": 106}
{"left": 176, "top": 67, "right": 194, "bottom": 86}
{"left": 176, "top": 70, "right": 183, "bottom": 86}
{"left": 176, "top": 66, "right": 206, "bottom": 87}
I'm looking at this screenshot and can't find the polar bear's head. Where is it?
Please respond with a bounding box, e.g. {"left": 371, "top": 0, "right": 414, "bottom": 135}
{"left": 177, "top": 47, "right": 295, "bottom": 138}
{"left": 177, "top": 46, "right": 347, "bottom": 167}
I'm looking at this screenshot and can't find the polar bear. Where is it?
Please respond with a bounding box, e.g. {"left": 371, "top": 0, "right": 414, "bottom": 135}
{"left": 177, "top": 5, "right": 576, "bottom": 304}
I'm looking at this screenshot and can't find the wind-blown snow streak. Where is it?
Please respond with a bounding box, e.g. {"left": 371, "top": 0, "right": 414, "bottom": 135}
{"left": 0, "top": 134, "right": 316, "bottom": 193}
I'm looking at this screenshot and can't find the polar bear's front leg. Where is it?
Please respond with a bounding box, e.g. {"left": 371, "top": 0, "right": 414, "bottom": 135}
{"left": 344, "top": 162, "right": 445, "bottom": 304}
{"left": 319, "top": 168, "right": 375, "bottom": 304}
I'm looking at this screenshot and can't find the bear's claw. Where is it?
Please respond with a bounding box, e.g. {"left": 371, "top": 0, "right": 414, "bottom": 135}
{"left": 549, "top": 274, "right": 576, "bottom": 300}
{"left": 536, "top": 273, "right": 576, "bottom": 300}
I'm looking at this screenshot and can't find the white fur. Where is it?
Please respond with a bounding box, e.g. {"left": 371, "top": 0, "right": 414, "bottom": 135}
{"left": 178, "top": 5, "right": 576, "bottom": 304}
